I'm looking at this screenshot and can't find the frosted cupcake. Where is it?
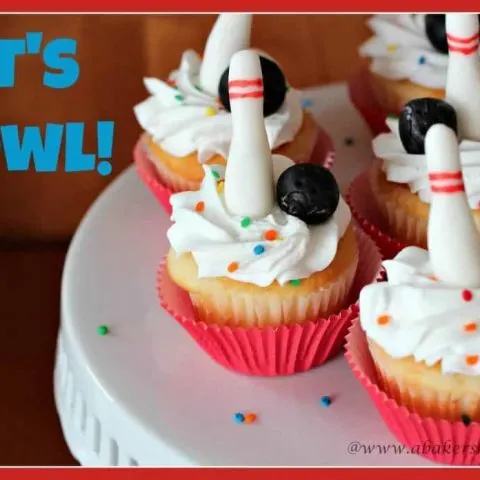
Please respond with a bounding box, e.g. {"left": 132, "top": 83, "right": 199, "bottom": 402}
{"left": 359, "top": 123, "right": 480, "bottom": 423}
{"left": 345, "top": 123, "right": 480, "bottom": 465}
{"left": 349, "top": 14, "right": 480, "bottom": 134}
{"left": 165, "top": 50, "right": 358, "bottom": 328}
{"left": 134, "top": 14, "right": 321, "bottom": 196}
{"left": 349, "top": 14, "right": 480, "bottom": 253}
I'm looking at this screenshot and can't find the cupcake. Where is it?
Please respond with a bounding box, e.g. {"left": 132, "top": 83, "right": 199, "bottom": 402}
{"left": 166, "top": 49, "right": 358, "bottom": 327}
{"left": 158, "top": 50, "right": 380, "bottom": 376}
{"left": 346, "top": 123, "right": 480, "bottom": 465}
{"left": 349, "top": 14, "right": 474, "bottom": 134}
{"left": 134, "top": 14, "right": 322, "bottom": 198}
{"left": 349, "top": 14, "right": 480, "bottom": 254}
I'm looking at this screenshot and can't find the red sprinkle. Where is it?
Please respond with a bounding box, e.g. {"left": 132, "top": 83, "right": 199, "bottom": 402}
{"left": 464, "top": 322, "right": 478, "bottom": 333}
{"left": 195, "top": 201, "right": 205, "bottom": 213}
{"left": 377, "top": 314, "right": 391, "bottom": 326}
{"left": 227, "top": 262, "right": 239, "bottom": 273}
{"left": 244, "top": 413, "right": 257, "bottom": 424}
{"left": 264, "top": 229, "right": 278, "bottom": 241}
{"left": 462, "top": 290, "right": 474, "bottom": 302}
{"left": 466, "top": 355, "right": 479, "bottom": 366}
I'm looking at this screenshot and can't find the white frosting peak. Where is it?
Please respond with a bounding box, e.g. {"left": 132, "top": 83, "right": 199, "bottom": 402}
{"left": 372, "top": 117, "right": 480, "bottom": 209}
{"left": 167, "top": 160, "right": 351, "bottom": 288}
{"left": 360, "top": 14, "right": 449, "bottom": 89}
{"left": 360, "top": 246, "right": 480, "bottom": 375}
{"left": 134, "top": 50, "right": 303, "bottom": 163}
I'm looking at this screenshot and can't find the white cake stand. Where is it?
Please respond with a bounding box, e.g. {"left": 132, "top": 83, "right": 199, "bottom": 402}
{"left": 54, "top": 83, "right": 429, "bottom": 467}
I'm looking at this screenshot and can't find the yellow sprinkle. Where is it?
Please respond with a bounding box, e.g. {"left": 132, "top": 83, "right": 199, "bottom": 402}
{"left": 387, "top": 44, "right": 398, "bottom": 53}
{"left": 216, "top": 181, "right": 224, "bottom": 193}
{"left": 205, "top": 106, "right": 217, "bottom": 117}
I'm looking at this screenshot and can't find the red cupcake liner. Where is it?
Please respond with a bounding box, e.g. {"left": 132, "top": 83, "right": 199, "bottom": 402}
{"left": 346, "top": 171, "right": 407, "bottom": 260}
{"left": 134, "top": 127, "right": 335, "bottom": 217}
{"left": 348, "top": 67, "right": 389, "bottom": 137}
{"left": 156, "top": 228, "right": 382, "bottom": 377}
{"left": 134, "top": 136, "right": 173, "bottom": 216}
{"left": 345, "top": 319, "right": 480, "bottom": 465}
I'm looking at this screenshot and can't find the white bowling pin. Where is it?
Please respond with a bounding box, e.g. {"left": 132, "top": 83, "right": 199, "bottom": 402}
{"left": 426, "top": 123, "right": 480, "bottom": 287}
{"left": 199, "top": 14, "right": 252, "bottom": 97}
{"left": 223, "top": 50, "right": 274, "bottom": 218}
{"left": 445, "top": 14, "right": 480, "bottom": 141}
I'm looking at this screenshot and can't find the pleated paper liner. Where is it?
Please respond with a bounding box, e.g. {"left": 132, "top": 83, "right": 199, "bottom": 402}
{"left": 345, "top": 318, "right": 480, "bottom": 465}
{"left": 134, "top": 126, "right": 335, "bottom": 217}
{"left": 346, "top": 171, "right": 407, "bottom": 260}
{"left": 156, "top": 228, "right": 381, "bottom": 377}
{"left": 348, "top": 67, "right": 389, "bottom": 137}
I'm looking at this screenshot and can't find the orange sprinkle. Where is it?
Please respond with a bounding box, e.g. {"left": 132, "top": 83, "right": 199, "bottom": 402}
{"left": 195, "top": 201, "right": 205, "bottom": 213}
{"left": 377, "top": 314, "right": 391, "bottom": 326}
{"left": 428, "top": 275, "right": 437, "bottom": 281}
{"left": 216, "top": 181, "right": 224, "bottom": 193}
{"left": 227, "top": 262, "right": 239, "bottom": 273}
{"left": 466, "top": 355, "right": 479, "bottom": 366}
{"left": 264, "top": 229, "right": 279, "bottom": 241}
{"left": 464, "top": 322, "right": 478, "bottom": 333}
{"left": 244, "top": 413, "right": 257, "bottom": 424}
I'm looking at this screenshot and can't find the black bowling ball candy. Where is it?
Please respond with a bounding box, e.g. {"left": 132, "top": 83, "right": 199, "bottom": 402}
{"left": 425, "top": 14, "right": 480, "bottom": 54}
{"left": 218, "top": 55, "right": 287, "bottom": 117}
{"left": 399, "top": 98, "right": 457, "bottom": 155}
{"left": 276, "top": 164, "right": 340, "bottom": 225}
{"left": 425, "top": 14, "right": 449, "bottom": 54}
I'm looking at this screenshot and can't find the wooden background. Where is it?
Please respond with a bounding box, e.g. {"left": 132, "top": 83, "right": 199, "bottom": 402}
{"left": 0, "top": 14, "right": 371, "bottom": 241}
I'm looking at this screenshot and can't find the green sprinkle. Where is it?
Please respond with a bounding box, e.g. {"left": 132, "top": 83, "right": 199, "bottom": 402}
{"left": 97, "top": 325, "right": 109, "bottom": 336}
{"left": 194, "top": 85, "right": 202, "bottom": 92}
{"left": 240, "top": 217, "right": 251, "bottom": 228}
{"left": 387, "top": 114, "right": 398, "bottom": 121}
{"left": 285, "top": 84, "right": 290, "bottom": 92}
{"left": 174, "top": 94, "right": 184, "bottom": 102}
{"left": 212, "top": 170, "right": 220, "bottom": 179}
{"left": 290, "top": 279, "right": 301, "bottom": 286}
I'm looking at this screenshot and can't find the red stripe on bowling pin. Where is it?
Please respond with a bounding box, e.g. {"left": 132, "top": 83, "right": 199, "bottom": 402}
{"left": 428, "top": 170, "right": 465, "bottom": 194}
{"left": 448, "top": 32, "right": 479, "bottom": 55}
{"left": 228, "top": 77, "right": 263, "bottom": 100}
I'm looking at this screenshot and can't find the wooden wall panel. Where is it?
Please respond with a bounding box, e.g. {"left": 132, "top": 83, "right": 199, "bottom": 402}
{"left": 0, "top": 14, "right": 371, "bottom": 240}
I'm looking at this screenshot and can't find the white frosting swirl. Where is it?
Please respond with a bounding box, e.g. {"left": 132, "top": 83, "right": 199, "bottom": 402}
{"left": 134, "top": 50, "right": 303, "bottom": 163}
{"left": 373, "top": 117, "right": 480, "bottom": 208}
{"left": 167, "top": 157, "right": 351, "bottom": 287}
{"left": 360, "top": 246, "right": 480, "bottom": 376}
{"left": 360, "top": 14, "right": 450, "bottom": 89}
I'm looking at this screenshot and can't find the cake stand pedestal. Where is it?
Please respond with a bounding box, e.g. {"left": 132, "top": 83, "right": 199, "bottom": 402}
{"left": 54, "top": 83, "right": 428, "bottom": 466}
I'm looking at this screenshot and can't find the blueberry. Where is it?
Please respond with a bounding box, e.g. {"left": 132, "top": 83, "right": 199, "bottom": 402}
{"left": 425, "top": 14, "right": 480, "bottom": 54}
{"left": 399, "top": 98, "right": 457, "bottom": 154}
{"left": 276, "top": 164, "right": 340, "bottom": 225}
{"left": 218, "top": 56, "right": 287, "bottom": 117}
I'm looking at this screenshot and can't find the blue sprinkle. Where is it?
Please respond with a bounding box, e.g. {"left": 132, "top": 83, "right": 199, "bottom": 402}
{"left": 233, "top": 412, "right": 245, "bottom": 423}
{"left": 253, "top": 244, "right": 265, "bottom": 255}
{"left": 418, "top": 56, "right": 426, "bottom": 65}
{"left": 320, "top": 395, "right": 332, "bottom": 407}
{"left": 301, "top": 98, "right": 313, "bottom": 109}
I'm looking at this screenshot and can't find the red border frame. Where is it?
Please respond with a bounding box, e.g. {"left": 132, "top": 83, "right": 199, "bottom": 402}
{"left": 2, "top": 469, "right": 480, "bottom": 478}
{"left": 3, "top": 3, "right": 480, "bottom": 12}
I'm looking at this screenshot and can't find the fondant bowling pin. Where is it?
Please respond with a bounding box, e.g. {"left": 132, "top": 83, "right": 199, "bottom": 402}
{"left": 426, "top": 123, "right": 480, "bottom": 287}
{"left": 223, "top": 50, "right": 274, "bottom": 218}
{"left": 199, "top": 14, "right": 252, "bottom": 97}
{"left": 445, "top": 14, "right": 480, "bottom": 141}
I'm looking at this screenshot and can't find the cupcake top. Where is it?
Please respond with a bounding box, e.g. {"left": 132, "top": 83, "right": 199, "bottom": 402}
{"left": 373, "top": 114, "right": 480, "bottom": 209}
{"left": 134, "top": 14, "right": 303, "bottom": 163}
{"left": 167, "top": 49, "right": 351, "bottom": 288}
{"left": 360, "top": 14, "right": 450, "bottom": 89}
{"left": 361, "top": 122, "right": 480, "bottom": 376}
{"left": 360, "top": 246, "right": 480, "bottom": 375}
